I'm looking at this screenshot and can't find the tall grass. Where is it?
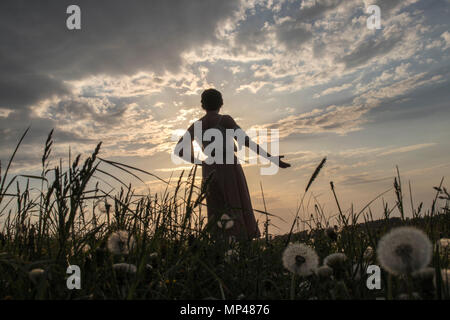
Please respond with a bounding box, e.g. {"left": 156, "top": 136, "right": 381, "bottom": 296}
{"left": 0, "top": 129, "right": 449, "bottom": 300}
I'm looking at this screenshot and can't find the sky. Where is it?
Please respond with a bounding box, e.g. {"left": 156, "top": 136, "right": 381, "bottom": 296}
{"left": 1, "top": 0, "right": 449, "bottom": 234}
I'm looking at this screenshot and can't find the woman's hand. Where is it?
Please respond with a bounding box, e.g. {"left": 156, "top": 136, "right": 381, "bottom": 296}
{"left": 275, "top": 155, "right": 291, "bottom": 168}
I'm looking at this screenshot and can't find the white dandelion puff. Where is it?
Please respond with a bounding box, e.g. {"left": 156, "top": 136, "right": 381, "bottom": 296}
{"left": 217, "top": 214, "right": 234, "bottom": 229}
{"left": 107, "top": 230, "right": 135, "bottom": 255}
{"left": 28, "top": 268, "right": 45, "bottom": 284}
{"left": 377, "top": 227, "right": 432, "bottom": 275}
{"left": 324, "top": 253, "right": 347, "bottom": 269}
{"left": 113, "top": 263, "right": 137, "bottom": 274}
{"left": 315, "top": 265, "right": 333, "bottom": 278}
{"left": 282, "top": 243, "right": 319, "bottom": 276}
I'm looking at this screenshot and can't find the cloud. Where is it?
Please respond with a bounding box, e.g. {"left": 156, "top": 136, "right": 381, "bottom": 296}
{"left": 442, "top": 31, "right": 450, "bottom": 50}
{"left": 339, "top": 34, "right": 403, "bottom": 69}
{"left": 259, "top": 104, "right": 369, "bottom": 138}
{"left": 313, "top": 83, "right": 352, "bottom": 98}
{"left": 0, "top": 0, "right": 240, "bottom": 112}
{"left": 378, "top": 143, "right": 437, "bottom": 156}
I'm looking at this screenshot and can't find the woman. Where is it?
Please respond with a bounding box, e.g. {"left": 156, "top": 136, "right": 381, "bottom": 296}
{"left": 175, "top": 89, "right": 290, "bottom": 241}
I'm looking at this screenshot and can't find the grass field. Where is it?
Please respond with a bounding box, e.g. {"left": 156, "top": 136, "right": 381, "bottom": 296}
{"left": 0, "top": 129, "right": 449, "bottom": 300}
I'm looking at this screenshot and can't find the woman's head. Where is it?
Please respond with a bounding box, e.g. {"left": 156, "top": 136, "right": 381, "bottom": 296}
{"left": 201, "top": 88, "right": 223, "bottom": 111}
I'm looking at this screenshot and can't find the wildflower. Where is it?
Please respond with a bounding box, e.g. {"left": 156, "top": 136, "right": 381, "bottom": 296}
{"left": 217, "top": 214, "right": 234, "bottom": 229}
{"left": 28, "top": 268, "right": 45, "bottom": 284}
{"left": 107, "top": 230, "right": 135, "bottom": 255}
{"left": 113, "top": 263, "right": 137, "bottom": 274}
{"left": 377, "top": 227, "right": 432, "bottom": 275}
{"left": 315, "top": 265, "right": 333, "bottom": 278}
{"left": 282, "top": 243, "right": 319, "bottom": 276}
{"left": 324, "top": 253, "right": 347, "bottom": 270}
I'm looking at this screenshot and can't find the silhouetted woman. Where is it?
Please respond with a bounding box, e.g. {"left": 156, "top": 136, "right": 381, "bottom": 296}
{"left": 175, "top": 89, "right": 290, "bottom": 241}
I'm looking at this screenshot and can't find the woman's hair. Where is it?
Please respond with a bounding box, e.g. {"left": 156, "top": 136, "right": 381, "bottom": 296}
{"left": 201, "top": 88, "right": 223, "bottom": 111}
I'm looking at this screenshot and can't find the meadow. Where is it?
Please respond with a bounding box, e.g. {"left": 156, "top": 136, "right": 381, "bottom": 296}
{"left": 0, "top": 129, "right": 449, "bottom": 300}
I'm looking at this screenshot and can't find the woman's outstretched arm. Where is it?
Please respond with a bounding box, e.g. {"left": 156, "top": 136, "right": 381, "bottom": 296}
{"left": 223, "top": 115, "right": 291, "bottom": 168}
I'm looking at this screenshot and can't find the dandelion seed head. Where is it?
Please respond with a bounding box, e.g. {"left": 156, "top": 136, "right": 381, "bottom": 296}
{"left": 217, "top": 214, "right": 234, "bottom": 229}
{"left": 316, "top": 265, "right": 333, "bottom": 278}
{"left": 107, "top": 230, "right": 135, "bottom": 255}
{"left": 377, "top": 227, "right": 432, "bottom": 275}
{"left": 324, "top": 253, "right": 347, "bottom": 269}
{"left": 282, "top": 243, "right": 319, "bottom": 276}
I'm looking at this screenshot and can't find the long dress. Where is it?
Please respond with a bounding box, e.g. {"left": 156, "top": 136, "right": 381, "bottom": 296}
{"left": 199, "top": 115, "right": 261, "bottom": 241}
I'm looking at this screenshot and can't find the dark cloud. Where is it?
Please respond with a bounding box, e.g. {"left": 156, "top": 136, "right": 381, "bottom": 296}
{"left": 46, "top": 98, "right": 128, "bottom": 125}
{"left": 234, "top": 9, "right": 273, "bottom": 52}
{"left": 0, "top": 54, "right": 70, "bottom": 110}
{"left": 0, "top": 0, "right": 240, "bottom": 156}
{"left": 338, "top": 173, "right": 392, "bottom": 186}
{"left": 339, "top": 34, "right": 402, "bottom": 69}
{"left": 275, "top": 20, "right": 313, "bottom": 50}
{"left": 0, "top": 0, "right": 240, "bottom": 111}
{"left": 296, "top": 0, "right": 342, "bottom": 21}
